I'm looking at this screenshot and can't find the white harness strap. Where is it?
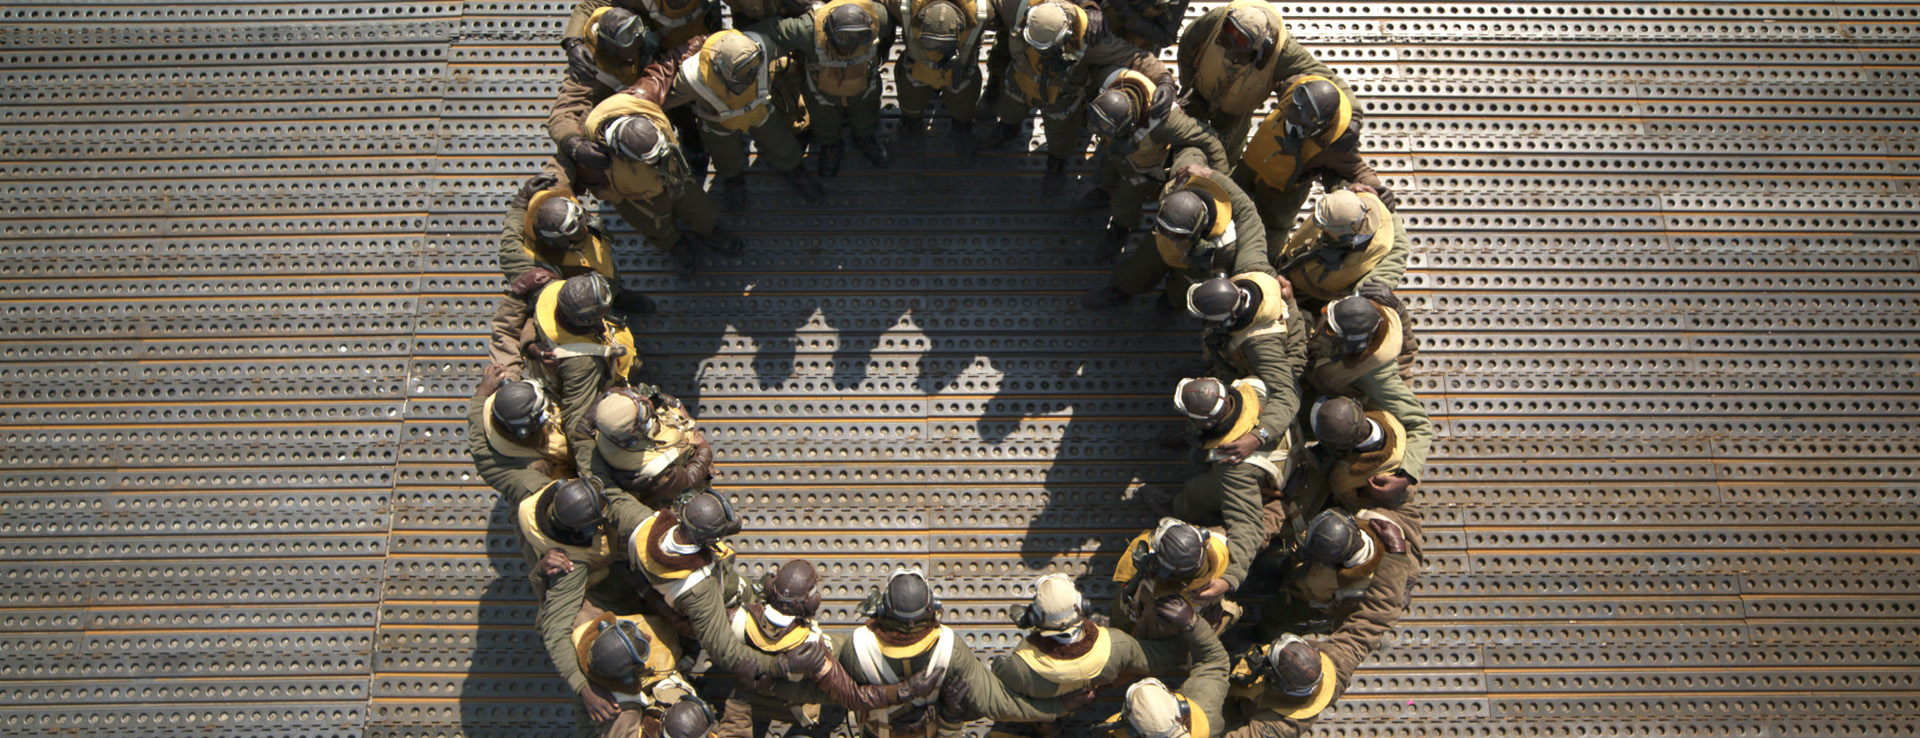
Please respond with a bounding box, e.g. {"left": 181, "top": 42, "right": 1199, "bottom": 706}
{"left": 630, "top": 447, "right": 683, "bottom": 482}
{"left": 552, "top": 340, "right": 616, "bottom": 360}
{"left": 655, "top": 561, "right": 714, "bottom": 605}
{"left": 851, "top": 626, "right": 955, "bottom": 728}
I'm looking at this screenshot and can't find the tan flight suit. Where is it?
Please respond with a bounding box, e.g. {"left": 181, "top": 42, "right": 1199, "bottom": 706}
{"left": 1110, "top": 528, "right": 1237, "bottom": 636}
{"left": 1302, "top": 300, "right": 1415, "bottom": 398}
{"left": 1175, "top": 1, "right": 1350, "bottom": 163}
{"left": 992, "top": 619, "right": 1229, "bottom": 709}
{"left": 567, "top": 608, "right": 692, "bottom": 738}
{"left": 489, "top": 179, "right": 622, "bottom": 377}
{"left": 516, "top": 481, "right": 657, "bottom": 736}
{"left": 563, "top": 0, "right": 721, "bottom": 49}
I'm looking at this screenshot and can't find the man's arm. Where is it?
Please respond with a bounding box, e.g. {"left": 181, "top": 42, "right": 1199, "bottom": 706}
{"left": 750, "top": 15, "right": 818, "bottom": 57}
{"left": 556, "top": 355, "right": 608, "bottom": 450}
{"left": 1223, "top": 178, "right": 1272, "bottom": 276}
{"left": 950, "top": 640, "right": 1073, "bottom": 720}
{"left": 498, "top": 201, "right": 542, "bottom": 285}
{"left": 1356, "top": 365, "right": 1431, "bottom": 482}
{"left": 1362, "top": 210, "right": 1411, "bottom": 290}
{"left": 678, "top": 576, "right": 776, "bottom": 673}
{"left": 537, "top": 564, "right": 595, "bottom": 694}
{"left": 1267, "top": 34, "right": 1341, "bottom": 96}
{"left": 1155, "top": 108, "right": 1231, "bottom": 173}
{"left": 1316, "top": 548, "right": 1418, "bottom": 681}
{"left": 1212, "top": 462, "right": 1266, "bottom": 590}
{"left": 1180, "top": 624, "right": 1232, "bottom": 734}
{"left": 549, "top": 76, "right": 608, "bottom": 149}
{"left": 1079, "top": 36, "right": 1170, "bottom": 87}
{"left": 1242, "top": 333, "right": 1303, "bottom": 442}
{"left": 1314, "top": 116, "right": 1386, "bottom": 192}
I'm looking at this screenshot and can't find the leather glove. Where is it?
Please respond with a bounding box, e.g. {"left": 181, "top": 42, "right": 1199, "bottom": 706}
{"left": 935, "top": 669, "right": 973, "bottom": 723}
{"left": 563, "top": 36, "right": 602, "bottom": 85}
{"left": 732, "top": 653, "right": 774, "bottom": 693}
{"left": 1078, "top": 2, "right": 1106, "bottom": 38}
{"left": 891, "top": 705, "right": 935, "bottom": 735}
{"left": 899, "top": 666, "right": 946, "bottom": 702}
{"left": 511, "top": 171, "right": 558, "bottom": 209}
{"left": 1137, "top": 594, "right": 1195, "bottom": 639}
{"left": 1062, "top": 687, "right": 1098, "bottom": 712}
{"left": 566, "top": 135, "right": 614, "bottom": 175}
{"left": 1357, "top": 280, "right": 1403, "bottom": 310}
{"left": 774, "top": 639, "right": 829, "bottom": 680}
{"left": 507, "top": 268, "right": 556, "bottom": 299}
{"left": 1149, "top": 77, "right": 1176, "bottom": 120}
{"left": 1367, "top": 182, "right": 1401, "bottom": 211}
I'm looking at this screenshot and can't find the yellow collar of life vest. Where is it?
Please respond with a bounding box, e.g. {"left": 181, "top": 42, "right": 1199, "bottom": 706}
{"left": 1013, "top": 628, "right": 1112, "bottom": 685}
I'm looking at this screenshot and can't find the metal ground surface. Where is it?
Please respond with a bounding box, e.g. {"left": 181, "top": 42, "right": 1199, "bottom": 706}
{"left": 3, "top": 1, "right": 1919, "bottom": 736}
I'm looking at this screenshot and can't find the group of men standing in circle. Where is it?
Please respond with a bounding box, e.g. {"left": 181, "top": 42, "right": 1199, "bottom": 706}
{"left": 467, "top": 0, "right": 1434, "bottom": 735}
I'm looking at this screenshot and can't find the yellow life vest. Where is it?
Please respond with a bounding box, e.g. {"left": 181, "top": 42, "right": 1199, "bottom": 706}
{"left": 902, "top": 0, "right": 988, "bottom": 89}
{"left": 810, "top": 0, "right": 887, "bottom": 100}
{"left": 1307, "top": 305, "right": 1403, "bottom": 396}
{"left": 1325, "top": 410, "right": 1408, "bottom": 509}
{"left": 1111, "top": 529, "right": 1232, "bottom": 602}
{"left": 1192, "top": 0, "right": 1290, "bottom": 116}
{"left": 533, "top": 281, "right": 639, "bottom": 381}
{"left": 1284, "top": 190, "right": 1397, "bottom": 302}
{"left": 1221, "top": 271, "right": 1292, "bottom": 354}
{"left": 481, "top": 388, "right": 574, "bottom": 473}
{"left": 571, "top": 611, "right": 686, "bottom": 698}
{"left": 581, "top": 7, "right": 646, "bottom": 89}
{"left": 1243, "top": 75, "right": 1353, "bottom": 190}
{"left": 516, "top": 482, "right": 616, "bottom": 584}
{"left": 585, "top": 94, "right": 688, "bottom": 209}
{"left": 1096, "top": 694, "right": 1209, "bottom": 738}
{"left": 1154, "top": 175, "right": 1238, "bottom": 269}
{"left": 1011, "top": 629, "right": 1113, "bottom": 696}
{"left": 681, "top": 30, "right": 774, "bottom": 132}
{"left": 521, "top": 188, "right": 617, "bottom": 282}
{"left": 1229, "top": 649, "right": 1340, "bottom": 720}
{"left": 1010, "top": 0, "right": 1088, "bottom": 107}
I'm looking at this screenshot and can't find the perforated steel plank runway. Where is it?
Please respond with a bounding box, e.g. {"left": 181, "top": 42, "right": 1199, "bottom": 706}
{"left": 3, "top": 1, "right": 1919, "bottom": 736}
